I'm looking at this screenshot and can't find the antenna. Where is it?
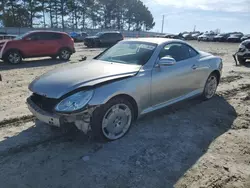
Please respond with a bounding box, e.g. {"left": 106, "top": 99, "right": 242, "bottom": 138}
{"left": 161, "top": 15, "right": 165, "bottom": 33}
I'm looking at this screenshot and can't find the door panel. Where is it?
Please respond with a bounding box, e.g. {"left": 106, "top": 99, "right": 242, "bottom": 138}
{"left": 21, "top": 33, "right": 44, "bottom": 57}
{"left": 38, "top": 33, "right": 60, "bottom": 55}
{"left": 38, "top": 40, "right": 58, "bottom": 55}
{"left": 151, "top": 42, "right": 203, "bottom": 107}
{"left": 151, "top": 59, "right": 195, "bottom": 106}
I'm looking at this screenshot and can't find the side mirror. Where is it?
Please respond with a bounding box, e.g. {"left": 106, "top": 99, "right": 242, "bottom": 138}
{"left": 158, "top": 56, "right": 176, "bottom": 66}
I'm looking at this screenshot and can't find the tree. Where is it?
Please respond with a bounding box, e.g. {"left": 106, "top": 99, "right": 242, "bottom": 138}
{"left": 40, "top": 0, "right": 48, "bottom": 27}
{"left": 0, "top": 0, "right": 155, "bottom": 31}
{"left": 23, "top": 0, "right": 43, "bottom": 27}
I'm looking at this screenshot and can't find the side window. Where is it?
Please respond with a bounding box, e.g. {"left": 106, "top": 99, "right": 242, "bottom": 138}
{"left": 159, "top": 43, "right": 196, "bottom": 61}
{"left": 27, "top": 33, "right": 41, "bottom": 40}
{"left": 39, "top": 33, "right": 61, "bottom": 40}
{"left": 108, "top": 33, "right": 115, "bottom": 39}
{"left": 115, "top": 33, "right": 122, "bottom": 40}
{"left": 53, "top": 33, "right": 62, "bottom": 39}
{"left": 189, "top": 47, "right": 198, "bottom": 58}
{"left": 100, "top": 33, "right": 108, "bottom": 40}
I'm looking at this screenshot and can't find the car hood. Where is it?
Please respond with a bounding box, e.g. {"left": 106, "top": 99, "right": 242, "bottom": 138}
{"left": 0, "top": 39, "right": 9, "bottom": 44}
{"left": 29, "top": 60, "right": 141, "bottom": 99}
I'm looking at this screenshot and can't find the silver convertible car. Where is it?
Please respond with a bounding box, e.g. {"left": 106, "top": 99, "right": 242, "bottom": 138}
{"left": 27, "top": 38, "right": 223, "bottom": 141}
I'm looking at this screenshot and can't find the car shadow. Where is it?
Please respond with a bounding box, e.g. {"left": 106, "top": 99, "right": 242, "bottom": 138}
{"left": 0, "top": 95, "right": 237, "bottom": 188}
{"left": 0, "top": 58, "right": 69, "bottom": 71}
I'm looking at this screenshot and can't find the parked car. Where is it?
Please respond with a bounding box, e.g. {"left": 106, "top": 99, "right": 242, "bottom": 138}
{"left": 70, "top": 32, "right": 88, "bottom": 42}
{"left": 198, "top": 33, "right": 216, "bottom": 41}
{"left": 227, "top": 34, "right": 243, "bottom": 42}
{"left": 27, "top": 38, "right": 222, "bottom": 141}
{"left": 182, "top": 33, "right": 193, "bottom": 40}
{"left": 191, "top": 33, "right": 202, "bottom": 40}
{"left": 154, "top": 35, "right": 165, "bottom": 38}
{"left": 84, "top": 31, "right": 123, "bottom": 47}
{"left": 164, "top": 34, "right": 184, "bottom": 40}
{"left": 0, "top": 30, "right": 75, "bottom": 64}
{"left": 241, "top": 34, "right": 250, "bottom": 42}
{"left": 0, "top": 34, "right": 17, "bottom": 40}
{"left": 214, "top": 33, "right": 230, "bottom": 42}
{"left": 235, "top": 39, "right": 250, "bottom": 64}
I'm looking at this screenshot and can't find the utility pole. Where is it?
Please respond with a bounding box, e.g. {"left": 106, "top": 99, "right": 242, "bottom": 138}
{"left": 161, "top": 15, "right": 165, "bottom": 33}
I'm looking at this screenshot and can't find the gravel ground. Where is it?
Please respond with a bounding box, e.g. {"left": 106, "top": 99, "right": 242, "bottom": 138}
{"left": 0, "top": 41, "right": 250, "bottom": 188}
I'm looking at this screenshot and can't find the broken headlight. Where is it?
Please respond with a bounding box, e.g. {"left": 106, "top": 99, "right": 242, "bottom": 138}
{"left": 55, "top": 90, "right": 94, "bottom": 113}
{"left": 238, "top": 44, "right": 246, "bottom": 52}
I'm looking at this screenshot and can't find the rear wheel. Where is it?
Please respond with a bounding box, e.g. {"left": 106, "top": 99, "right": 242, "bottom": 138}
{"left": 59, "top": 48, "right": 71, "bottom": 60}
{"left": 202, "top": 73, "right": 218, "bottom": 100}
{"left": 91, "top": 97, "right": 134, "bottom": 141}
{"left": 4, "top": 50, "right": 22, "bottom": 64}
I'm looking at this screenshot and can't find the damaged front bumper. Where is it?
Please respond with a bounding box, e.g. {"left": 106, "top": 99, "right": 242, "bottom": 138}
{"left": 26, "top": 97, "right": 97, "bottom": 134}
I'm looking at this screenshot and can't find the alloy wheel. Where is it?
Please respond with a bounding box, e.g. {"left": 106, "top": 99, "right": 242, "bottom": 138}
{"left": 8, "top": 52, "right": 21, "bottom": 64}
{"left": 101, "top": 103, "right": 132, "bottom": 140}
{"left": 204, "top": 75, "right": 218, "bottom": 99}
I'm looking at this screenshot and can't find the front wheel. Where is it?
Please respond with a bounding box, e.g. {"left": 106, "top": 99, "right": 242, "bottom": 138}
{"left": 202, "top": 73, "right": 218, "bottom": 100}
{"left": 91, "top": 98, "right": 134, "bottom": 141}
{"left": 5, "top": 50, "right": 22, "bottom": 64}
{"left": 237, "top": 55, "right": 246, "bottom": 65}
{"left": 59, "top": 49, "right": 71, "bottom": 60}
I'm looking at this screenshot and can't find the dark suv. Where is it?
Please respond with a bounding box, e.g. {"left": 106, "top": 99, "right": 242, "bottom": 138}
{"left": 236, "top": 39, "right": 250, "bottom": 64}
{"left": 84, "top": 31, "right": 123, "bottom": 47}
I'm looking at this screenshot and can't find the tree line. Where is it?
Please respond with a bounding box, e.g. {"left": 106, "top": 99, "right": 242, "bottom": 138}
{"left": 0, "top": 0, "right": 155, "bottom": 31}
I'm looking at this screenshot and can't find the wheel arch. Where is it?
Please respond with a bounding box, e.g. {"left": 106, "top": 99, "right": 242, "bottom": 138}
{"left": 3, "top": 48, "right": 24, "bottom": 59}
{"left": 57, "top": 46, "right": 72, "bottom": 54}
{"left": 210, "top": 70, "right": 221, "bottom": 85}
{"left": 107, "top": 94, "right": 139, "bottom": 119}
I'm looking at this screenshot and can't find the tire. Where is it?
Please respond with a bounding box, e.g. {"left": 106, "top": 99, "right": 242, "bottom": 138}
{"left": 237, "top": 55, "right": 246, "bottom": 65}
{"left": 202, "top": 73, "right": 219, "bottom": 100}
{"left": 4, "top": 50, "right": 22, "bottom": 64}
{"left": 91, "top": 97, "right": 135, "bottom": 141}
{"left": 59, "top": 48, "right": 71, "bottom": 60}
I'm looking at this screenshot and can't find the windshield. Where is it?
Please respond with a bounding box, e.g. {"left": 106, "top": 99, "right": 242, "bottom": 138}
{"left": 14, "top": 33, "right": 29, "bottom": 40}
{"left": 96, "top": 41, "right": 157, "bottom": 65}
{"left": 95, "top": 32, "right": 104, "bottom": 37}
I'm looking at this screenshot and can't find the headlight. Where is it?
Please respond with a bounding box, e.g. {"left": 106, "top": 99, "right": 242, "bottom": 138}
{"left": 55, "top": 90, "right": 94, "bottom": 113}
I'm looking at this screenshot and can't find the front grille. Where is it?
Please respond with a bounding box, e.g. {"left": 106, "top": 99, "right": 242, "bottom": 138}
{"left": 30, "top": 93, "right": 59, "bottom": 113}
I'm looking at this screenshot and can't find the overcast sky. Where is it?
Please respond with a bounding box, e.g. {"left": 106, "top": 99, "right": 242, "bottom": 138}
{"left": 142, "top": 0, "right": 250, "bottom": 34}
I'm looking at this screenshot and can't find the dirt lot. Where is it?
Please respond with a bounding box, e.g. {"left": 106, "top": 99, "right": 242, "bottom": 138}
{"left": 0, "top": 41, "right": 250, "bottom": 188}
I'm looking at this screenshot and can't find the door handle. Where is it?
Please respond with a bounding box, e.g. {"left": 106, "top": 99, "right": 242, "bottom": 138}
{"left": 192, "top": 65, "right": 198, "bottom": 70}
